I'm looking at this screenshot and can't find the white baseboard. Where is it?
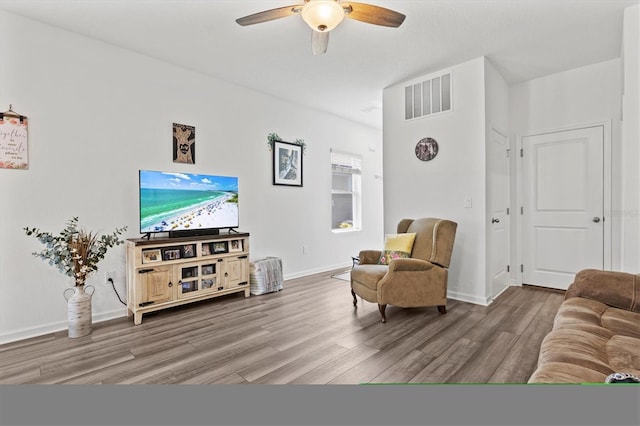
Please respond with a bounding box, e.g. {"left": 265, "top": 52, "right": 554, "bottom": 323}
{"left": 283, "top": 262, "right": 352, "bottom": 281}
{"left": 446, "top": 289, "right": 491, "bottom": 306}
{"left": 0, "top": 307, "right": 128, "bottom": 345}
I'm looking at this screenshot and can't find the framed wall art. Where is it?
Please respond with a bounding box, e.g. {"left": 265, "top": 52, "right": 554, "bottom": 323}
{"left": 273, "top": 140, "right": 303, "bottom": 187}
{"left": 173, "top": 122, "right": 195, "bottom": 164}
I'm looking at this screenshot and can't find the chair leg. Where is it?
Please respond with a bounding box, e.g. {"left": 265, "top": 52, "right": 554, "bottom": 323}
{"left": 378, "top": 304, "right": 387, "bottom": 323}
{"left": 351, "top": 289, "right": 357, "bottom": 307}
{"left": 437, "top": 305, "right": 447, "bottom": 315}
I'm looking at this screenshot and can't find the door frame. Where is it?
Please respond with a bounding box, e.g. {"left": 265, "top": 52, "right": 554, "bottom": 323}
{"left": 515, "top": 121, "right": 612, "bottom": 286}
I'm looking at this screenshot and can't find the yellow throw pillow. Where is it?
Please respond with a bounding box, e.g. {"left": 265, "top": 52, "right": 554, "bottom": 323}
{"left": 378, "top": 233, "right": 416, "bottom": 265}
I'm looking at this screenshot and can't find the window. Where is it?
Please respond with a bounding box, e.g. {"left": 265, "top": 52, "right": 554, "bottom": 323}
{"left": 331, "top": 150, "right": 362, "bottom": 231}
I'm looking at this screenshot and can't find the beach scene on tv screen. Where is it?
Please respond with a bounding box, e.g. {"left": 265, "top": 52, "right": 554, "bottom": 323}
{"left": 140, "top": 171, "right": 238, "bottom": 233}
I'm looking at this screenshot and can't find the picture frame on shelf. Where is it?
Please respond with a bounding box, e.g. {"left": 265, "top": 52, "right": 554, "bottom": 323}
{"left": 229, "top": 239, "right": 243, "bottom": 252}
{"left": 273, "top": 140, "right": 303, "bottom": 187}
{"left": 181, "top": 244, "right": 196, "bottom": 258}
{"left": 162, "top": 248, "right": 181, "bottom": 261}
{"left": 142, "top": 249, "right": 162, "bottom": 263}
{"left": 213, "top": 242, "right": 228, "bottom": 254}
{"left": 201, "top": 243, "right": 211, "bottom": 256}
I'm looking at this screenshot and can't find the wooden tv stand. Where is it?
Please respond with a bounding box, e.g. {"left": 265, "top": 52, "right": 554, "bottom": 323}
{"left": 125, "top": 232, "right": 250, "bottom": 325}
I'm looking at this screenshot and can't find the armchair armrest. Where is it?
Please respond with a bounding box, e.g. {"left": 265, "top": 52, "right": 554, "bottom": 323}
{"left": 358, "top": 250, "right": 382, "bottom": 265}
{"left": 566, "top": 269, "right": 640, "bottom": 313}
{"left": 388, "top": 258, "right": 436, "bottom": 272}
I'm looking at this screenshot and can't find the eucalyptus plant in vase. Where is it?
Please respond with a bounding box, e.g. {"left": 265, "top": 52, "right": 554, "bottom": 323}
{"left": 24, "top": 217, "right": 127, "bottom": 338}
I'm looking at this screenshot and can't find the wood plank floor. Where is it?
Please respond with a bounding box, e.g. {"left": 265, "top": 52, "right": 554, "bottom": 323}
{"left": 0, "top": 270, "right": 565, "bottom": 384}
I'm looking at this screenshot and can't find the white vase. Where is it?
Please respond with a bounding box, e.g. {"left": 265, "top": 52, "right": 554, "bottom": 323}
{"left": 63, "top": 284, "right": 95, "bottom": 338}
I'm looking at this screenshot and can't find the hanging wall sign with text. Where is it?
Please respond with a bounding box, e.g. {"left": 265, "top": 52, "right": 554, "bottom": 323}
{"left": 0, "top": 110, "right": 28, "bottom": 169}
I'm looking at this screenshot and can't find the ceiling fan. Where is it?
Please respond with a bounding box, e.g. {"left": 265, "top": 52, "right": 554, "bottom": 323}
{"left": 236, "top": 0, "right": 406, "bottom": 55}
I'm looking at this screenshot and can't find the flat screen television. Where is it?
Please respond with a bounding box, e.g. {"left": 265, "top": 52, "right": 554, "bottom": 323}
{"left": 139, "top": 170, "right": 239, "bottom": 237}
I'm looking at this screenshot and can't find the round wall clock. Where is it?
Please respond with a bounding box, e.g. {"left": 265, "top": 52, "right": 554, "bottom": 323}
{"left": 415, "top": 137, "right": 439, "bottom": 161}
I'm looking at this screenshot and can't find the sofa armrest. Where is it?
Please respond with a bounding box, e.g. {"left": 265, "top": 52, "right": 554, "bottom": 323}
{"left": 358, "top": 250, "right": 382, "bottom": 265}
{"left": 566, "top": 269, "right": 640, "bottom": 313}
{"left": 388, "top": 258, "right": 436, "bottom": 272}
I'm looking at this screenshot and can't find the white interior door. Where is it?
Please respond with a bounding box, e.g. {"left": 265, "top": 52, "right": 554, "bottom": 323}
{"left": 488, "top": 127, "right": 510, "bottom": 300}
{"left": 522, "top": 126, "right": 604, "bottom": 290}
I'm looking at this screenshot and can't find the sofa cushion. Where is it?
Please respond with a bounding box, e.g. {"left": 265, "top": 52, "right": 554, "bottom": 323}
{"left": 528, "top": 362, "right": 608, "bottom": 384}
{"left": 552, "top": 297, "right": 614, "bottom": 339}
{"left": 378, "top": 233, "right": 416, "bottom": 265}
{"left": 607, "top": 335, "right": 640, "bottom": 376}
{"left": 566, "top": 269, "right": 640, "bottom": 313}
{"left": 536, "top": 329, "right": 614, "bottom": 376}
{"left": 602, "top": 308, "right": 640, "bottom": 339}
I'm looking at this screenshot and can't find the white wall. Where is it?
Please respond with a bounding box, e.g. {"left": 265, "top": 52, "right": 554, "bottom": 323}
{"left": 0, "top": 11, "right": 384, "bottom": 343}
{"left": 510, "top": 59, "right": 624, "bottom": 272}
{"left": 383, "top": 57, "right": 488, "bottom": 304}
{"left": 621, "top": 5, "right": 640, "bottom": 272}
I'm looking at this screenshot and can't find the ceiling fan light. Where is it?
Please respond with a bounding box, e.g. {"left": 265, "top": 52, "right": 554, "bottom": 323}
{"left": 301, "top": 0, "right": 345, "bottom": 32}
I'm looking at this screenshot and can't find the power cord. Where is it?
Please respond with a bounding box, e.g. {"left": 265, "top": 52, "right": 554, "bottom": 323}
{"left": 107, "top": 277, "right": 127, "bottom": 306}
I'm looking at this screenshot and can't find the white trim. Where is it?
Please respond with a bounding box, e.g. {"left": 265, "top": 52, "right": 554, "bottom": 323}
{"left": 283, "top": 262, "right": 352, "bottom": 281}
{"left": 490, "top": 284, "right": 510, "bottom": 302}
{"left": 446, "top": 289, "right": 491, "bottom": 306}
{"left": 331, "top": 228, "right": 361, "bottom": 234}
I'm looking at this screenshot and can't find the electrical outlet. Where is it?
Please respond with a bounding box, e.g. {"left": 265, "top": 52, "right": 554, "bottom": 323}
{"left": 302, "top": 245, "right": 309, "bottom": 254}
{"left": 106, "top": 271, "right": 116, "bottom": 283}
{"left": 464, "top": 196, "right": 473, "bottom": 208}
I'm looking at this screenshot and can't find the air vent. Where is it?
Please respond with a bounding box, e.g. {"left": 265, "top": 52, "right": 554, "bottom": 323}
{"left": 405, "top": 72, "right": 452, "bottom": 120}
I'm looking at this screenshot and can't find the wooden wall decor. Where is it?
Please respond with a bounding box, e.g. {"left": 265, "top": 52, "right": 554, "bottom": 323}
{"left": 173, "top": 123, "right": 195, "bottom": 164}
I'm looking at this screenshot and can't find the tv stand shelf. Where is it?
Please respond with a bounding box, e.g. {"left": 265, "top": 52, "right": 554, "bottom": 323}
{"left": 125, "top": 232, "right": 250, "bottom": 325}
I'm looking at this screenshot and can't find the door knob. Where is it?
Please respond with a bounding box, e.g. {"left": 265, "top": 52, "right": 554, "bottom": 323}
{"left": 593, "top": 217, "right": 601, "bottom": 223}
{"left": 491, "top": 218, "right": 500, "bottom": 224}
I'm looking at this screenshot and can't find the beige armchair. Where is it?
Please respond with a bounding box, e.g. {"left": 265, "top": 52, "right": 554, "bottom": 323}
{"left": 351, "top": 218, "right": 457, "bottom": 323}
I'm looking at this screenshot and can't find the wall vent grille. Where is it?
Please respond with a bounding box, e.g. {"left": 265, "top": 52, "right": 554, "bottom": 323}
{"left": 405, "top": 72, "right": 452, "bottom": 120}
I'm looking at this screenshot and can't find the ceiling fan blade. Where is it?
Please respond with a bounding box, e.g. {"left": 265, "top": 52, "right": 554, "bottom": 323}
{"left": 311, "top": 30, "right": 330, "bottom": 55}
{"left": 236, "top": 5, "right": 302, "bottom": 26}
{"left": 341, "top": 2, "right": 406, "bottom": 27}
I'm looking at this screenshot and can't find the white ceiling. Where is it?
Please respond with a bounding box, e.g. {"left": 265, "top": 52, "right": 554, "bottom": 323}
{"left": 0, "top": 0, "right": 637, "bottom": 129}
